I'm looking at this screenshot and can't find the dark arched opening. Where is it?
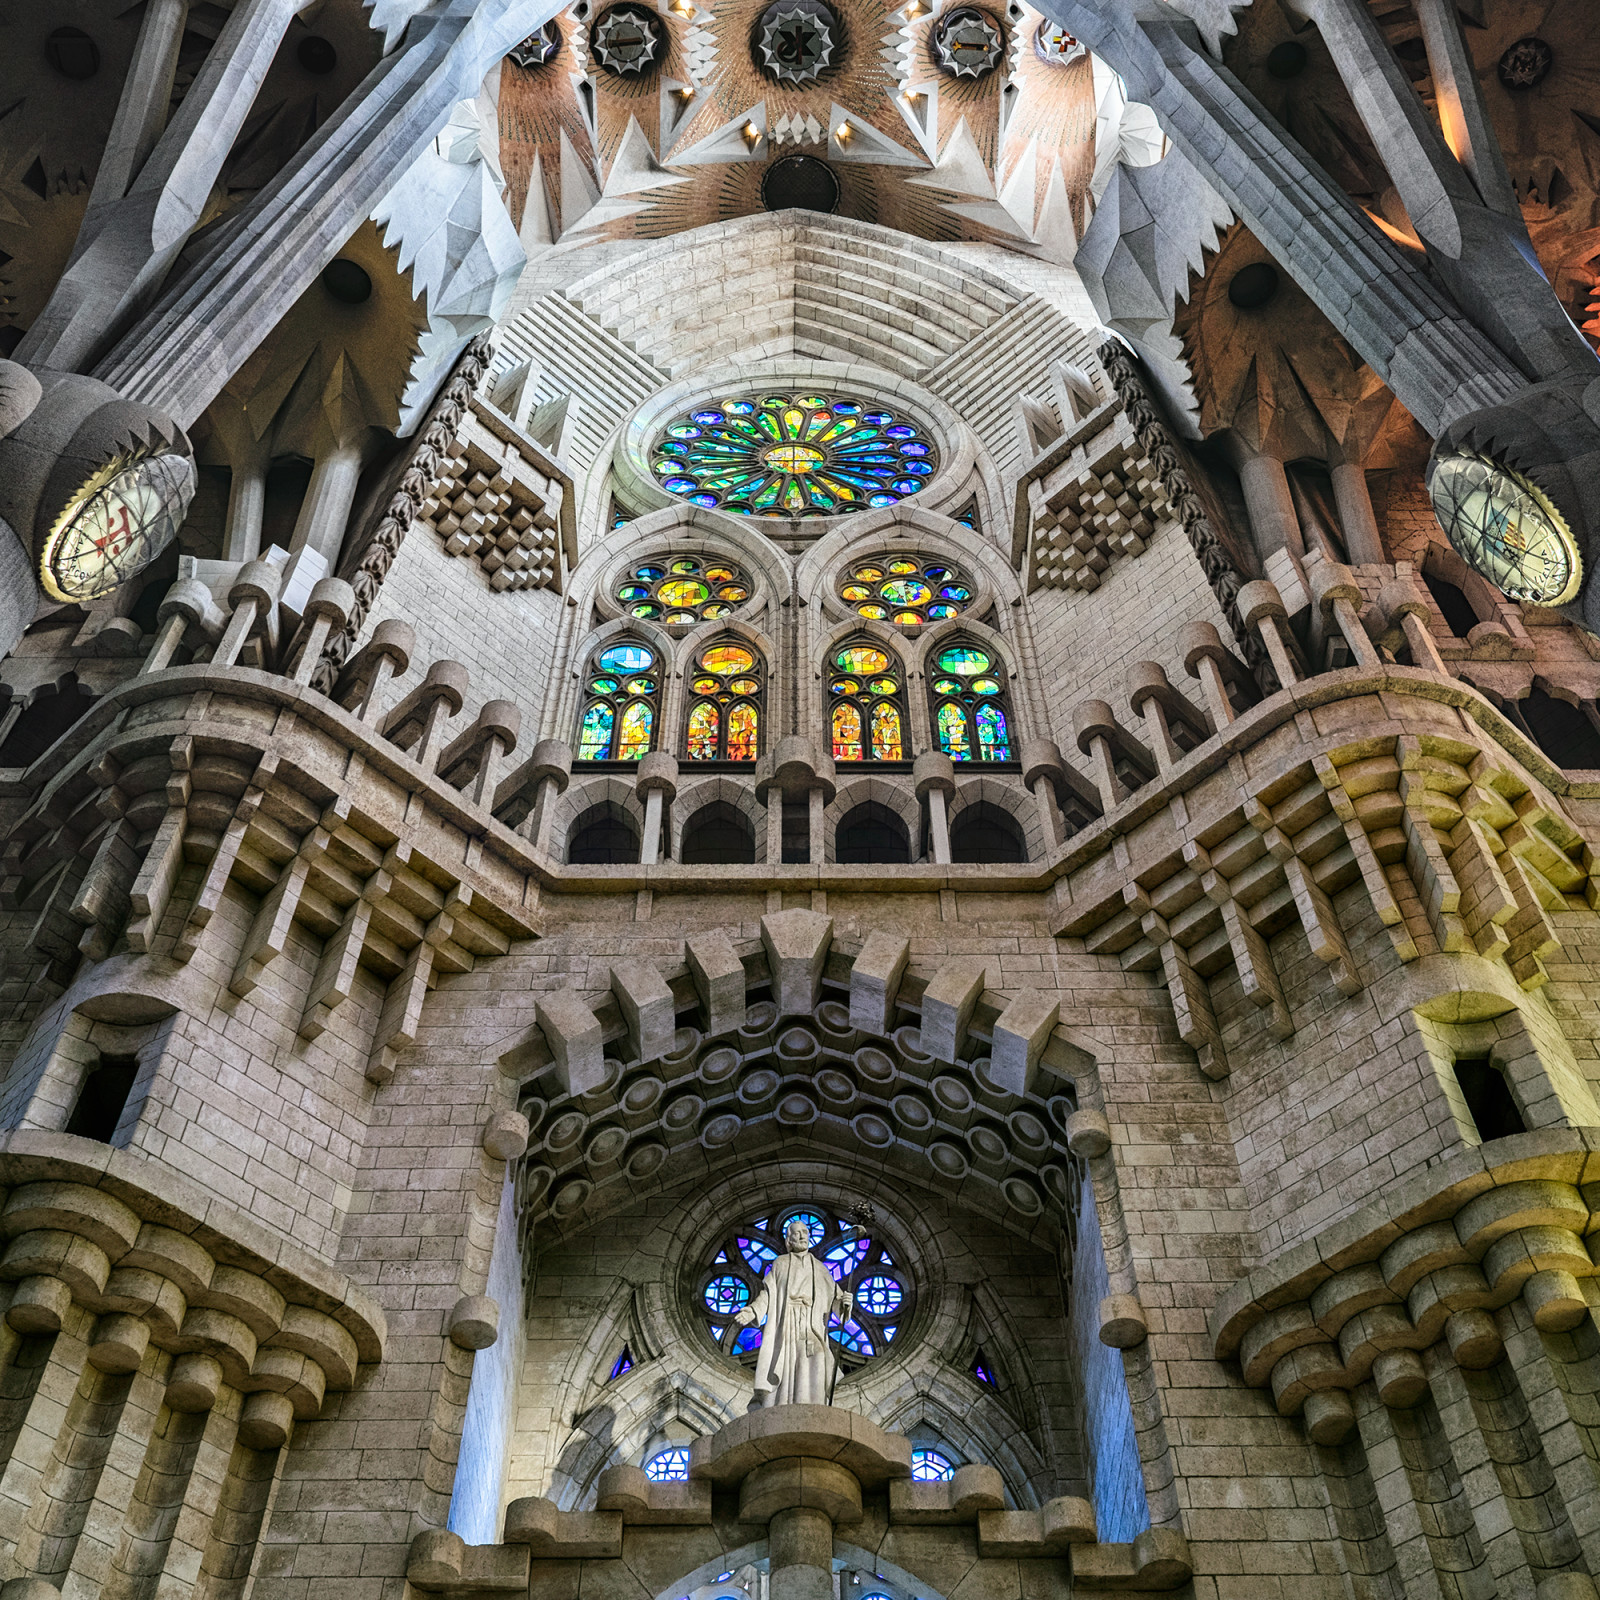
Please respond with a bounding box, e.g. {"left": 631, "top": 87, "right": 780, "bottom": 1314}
{"left": 680, "top": 802, "right": 756, "bottom": 865}
{"left": 950, "top": 802, "right": 1027, "bottom": 864}
{"left": 1421, "top": 569, "right": 1480, "bottom": 638}
{"left": 0, "top": 677, "right": 95, "bottom": 768}
{"left": 1518, "top": 688, "right": 1600, "bottom": 771}
{"left": 835, "top": 801, "right": 911, "bottom": 865}
{"left": 567, "top": 808, "right": 641, "bottom": 864}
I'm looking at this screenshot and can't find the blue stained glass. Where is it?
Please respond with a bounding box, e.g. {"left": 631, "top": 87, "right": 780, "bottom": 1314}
{"left": 609, "top": 1347, "right": 634, "bottom": 1380}
{"left": 668, "top": 424, "right": 702, "bottom": 438}
{"left": 727, "top": 399, "right": 756, "bottom": 415}
{"left": 712, "top": 1249, "right": 728, "bottom": 1263}
{"left": 783, "top": 1211, "right": 826, "bottom": 1246}
{"left": 578, "top": 702, "right": 614, "bottom": 760}
{"left": 869, "top": 493, "right": 897, "bottom": 508}
{"left": 739, "top": 1237, "right": 777, "bottom": 1272}
{"left": 824, "top": 1238, "right": 869, "bottom": 1279}
{"left": 911, "top": 1449, "right": 954, "bottom": 1481}
{"left": 927, "top": 604, "right": 957, "bottom": 618}
{"left": 689, "top": 494, "right": 719, "bottom": 508}
{"left": 830, "top": 1319, "right": 875, "bottom": 1356}
{"left": 645, "top": 1447, "right": 691, "bottom": 1482}
{"left": 863, "top": 412, "right": 892, "bottom": 424}
{"left": 664, "top": 477, "right": 697, "bottom": 494}
{"left": 886, "top": 425, "right": 916, "bottom": 439}
{"left": 899, "top": 442, "right": 931, "bottom": 456}
{"left": 857, "top": 1275, "right": 903, "bottom": 1315}
{"left": 899, "top": 461, "right": 934, "bottom": 475}
{"left": 882, "top": 1325, "right": 896, "bottom": 1341}
{"left": 704, "top": 1274, "right": 751, "bottom": 1313}
{"left": 754, "top": 1218, "right": 770, "bottom": 1229}
{"left": 599, "top": 643, "right": 655, "bottom": 672}
{"left": 891, "top": 479, "right": 924, "bottom": 495}
{"left": 923, "top": 566, "right": 948, "bottom": 580}
{"left": 734, "top": 1326, "right": 763, "bottom": 1353}
{"left": 693, "top": 410, "right": 724, "bottom": 424}
{"left": 636, "top": 565, "right": 666, "bottom": 580}
{"left": 881, "top": 1251, "right": 894, "bottom": 1266}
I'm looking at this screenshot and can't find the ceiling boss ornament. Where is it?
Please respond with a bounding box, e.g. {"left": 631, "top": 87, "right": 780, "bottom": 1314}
{"left": 757, "top": 0, "right": 839, "bottom": 85}
{"left": 933, "top": 8, "right": 1004, "bottom": 79}
{"left": 590, "top": 5, "right": 662, "bottom": 75}
{"left": 1426, "top": 452, "right": 1583, "bottom": 607}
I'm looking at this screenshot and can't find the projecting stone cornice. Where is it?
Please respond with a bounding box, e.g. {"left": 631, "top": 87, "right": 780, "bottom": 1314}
{"left": 1207, "top": 1126, "right": 1600, "bottom": 1443}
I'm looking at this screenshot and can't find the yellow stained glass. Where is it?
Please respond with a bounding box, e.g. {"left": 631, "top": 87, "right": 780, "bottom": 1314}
{"left": 701, "top": 644, "right": 755, "bottom": 675}
{"left": 854, "top": 566, "right": 883, "bottom": 582}
{"left": 835, "top": 645, "right": 890, "bottom": 674}
{"left": 729, "top": 677, "right": 760, "bottom": 694}
{"left": 659, "top": 579, "right": 710, "bottom": 606}
{"left": 766, "top": 444, "right": 825, "bottom": 474}
{"left": 692, "top": 676, "right": 719, "bottom": 694}
{"left": 619, "top": 701, "right": 653, "bottom": 761}
{"left": 858, "top": 604, "right": 889, "bottom": 620}
{"left": 833, "top": 702, "right": 863, "bottom": 762}
{"left": 706, "top": 566, "right": 735, "bottom": 583}
{"left": 687, "top": 702, "right": 719, "bottom": 760}
{"left": 726, "top": 702, "right": 759, "bottom": 761}
{"left": 841, "top": 584, "right": 871, "bottom": 601}
{"left": 887, "top": 559, "right": 919, "bottom": 575}
{"left": 665, "top": 611, "right": 696, "bottom": 625}
{"left": 718, "top": 584, "right": 748, "bottom": 602}
{"left": 893, "top": 611, "right": 923, "bottom": 626}
{"left": 870, "top": 703, "right": 903, "bottom": 761}
{"left": 670, "top": 559, "right": 701, "bottom": 575}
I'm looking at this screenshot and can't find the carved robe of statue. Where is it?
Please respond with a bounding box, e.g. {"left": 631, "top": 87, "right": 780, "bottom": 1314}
{"left": 739, "top": 1248, "right": 853, "bottom": 1407}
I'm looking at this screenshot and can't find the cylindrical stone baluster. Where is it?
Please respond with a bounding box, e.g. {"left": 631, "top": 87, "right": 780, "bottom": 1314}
{"left": 288, "top": 577, "right": 356, "bottom": 686}
{"left": 413, "top": 661, "right": 470, "bottom": 773}
{"left": 1181, "top": 622, "right": 1237, "bottom": 729}
{"left": 358, "top": 619, "right": 415, "bottom": 723}
{"left": 1308, "top": 557, "right": 1383, "bottom": 670}
{"left": 636, "top": 752, "right": 678, "bottom": 865}
{"left": 467, "top": 700, "right": 521, "bottom": 807}
{"left": 754, "top": 738, "right": 837, "bottom": 865}
{"left": 141, "top": 579, "right": 213, "bottom": 674}
{"left": 1236, "top": 579, "right": 1302, "bottom": 689}
{"left": 1379, "top": 577, "right": 1449, "bottom": 673}
{"left": 516, "top": 740, "right": 572, "bottom": 850}
{"left": 1073, "top": 700, "right": 1124, "bottom": 812}
{"left": 1021, "top": 737, "right": 1069, "bottom": 846}
{"left": 1330, "top": 459, "right": 1385, "bottom": 565}
{"left": 214, "top": 559, "right": 283, "bottom": 668}
{"left": 1127, "top": 662, "right": 1183, "bottom": 772}
{"left": 913, "top": 751, "right": 955, "bottom": 864}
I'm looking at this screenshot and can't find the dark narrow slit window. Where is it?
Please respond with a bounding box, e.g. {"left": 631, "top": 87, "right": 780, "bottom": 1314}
{"left": 65, "top": 1054, "right": 139, "bottom": 1143}
{"left": 1453, "top": 1055, "right": 1526, "bottom": 1142}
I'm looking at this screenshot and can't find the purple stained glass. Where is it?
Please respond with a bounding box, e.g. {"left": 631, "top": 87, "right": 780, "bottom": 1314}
{"left": 739, "top": 1236, "right": 777, "bottom": 1273}
{"left": 609, "top": 1347, "right": 634, "bottom": 1380}
{"left": 974, "top": 1356, "right": 996, "bottom": 1386}
{"left": 911, "top": 1448, "right": 954, "bottom": 1481}
{"left": 704, "top": 1273, "right": 751, "bottom": 1313}
{"left": 830, "top": 1318, "right": 875, "bottom": 1356}
{"left": 823, "top": 1238, "right": 869, "bottom": 1280}
{"left": 734, "top": 1326, "right": 763, "bottom": 1354}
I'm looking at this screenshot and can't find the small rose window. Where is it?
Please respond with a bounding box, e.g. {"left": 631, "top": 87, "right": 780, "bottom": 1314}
{"left": 838, "top": 554, "right": 974, "bottom": 631}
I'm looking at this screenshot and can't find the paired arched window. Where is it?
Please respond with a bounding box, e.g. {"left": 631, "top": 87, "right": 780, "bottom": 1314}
{"left": 829, "top": 640, "right": 906, "bottom": 763}
{"left": 685, "top": 639, "right": 764, "bottom": 762}
{"left": 576, "top": 638, "right": 660, "bottom": 761}
{"left": 929, "top": 640, "right": 1014, "bottom": 763}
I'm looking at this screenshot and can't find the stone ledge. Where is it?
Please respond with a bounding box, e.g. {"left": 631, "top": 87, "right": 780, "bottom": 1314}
{"left": 689, "top": 1403, "right": 913, "bottom": 1486}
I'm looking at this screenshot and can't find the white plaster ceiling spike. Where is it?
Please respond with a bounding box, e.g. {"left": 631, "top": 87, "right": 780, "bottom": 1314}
{"left": 518, "top": 151, "right": 557, "bottom": 253}
{"left": 1030, "top": 155, "right": 1079, "bottom": 263}
{"left": 997, "top": 133, "right": 1039, "bottom": 235}
{"left": 602, "top": 115, "right": 691, "bottom": 196}
{"left": 557, "top": 127, "right": 601, "bottom": 236}
{"left": 827, "top": 104, "right": 928, "bottom": 167}
{"left": 890, "top": 82, "right": 939, "bottom": 164}
{"left": 669, "top": 102, "right": 768, "bottom": 165}
{"left": 906, "top": 115, "right": 993, "bottom": 197}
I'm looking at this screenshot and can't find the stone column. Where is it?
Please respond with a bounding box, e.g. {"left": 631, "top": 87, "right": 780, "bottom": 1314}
{"left": 769, "top": 1506, "right": 834, "bottom": 1600}
{"left": 636, "top": 753, "right": 678, "bottom": 865}
{"left": 89, "top": 0, "right": 189, "bottom": 210}
{"left": 914, "top": 752, "right": 955, "bottom": 864}
{"left": 222, "top": 456, "right": 267, "bottom": 563}
{"left": 290, "top": 440, "right": 365, "bottom": 566}
{"left": 755, "top": 738, "right": 837, "bottom": 866}
{"left": 1329, "top": 460, "right": 1386, "bottom": 565}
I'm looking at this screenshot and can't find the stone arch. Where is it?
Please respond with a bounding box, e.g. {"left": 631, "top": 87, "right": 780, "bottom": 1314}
{"left": 946, "top": 780, "right": 1040, "bottom": 863}
{"left": 825, "top": 777, "right": 923, "bottom": 862}
{"left": 672, "top": 779, "right": 767, "bottom": 863}
{"left": 554, "top": 777, "right": 645, "bottom": 863}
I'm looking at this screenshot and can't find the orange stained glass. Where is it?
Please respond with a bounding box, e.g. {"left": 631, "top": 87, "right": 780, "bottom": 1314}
{"left": 892, "top": 611, "right": 923, "bottom": 627}
{"left": 841, "top": 584, "right": 871, "bottom": 601}
{"left": 886, "top": 559, "right": 919, "bottom": 575}
{"left": 870, "top": 702, "right": 903, "bottom": 761}
{"left": 705, "top": 566, "right": 735, "bottom": 584}
{"left": 726, "top": 702, "right": 759, "bottom": 761}
{"left": 858, "top": 604, "right": 889, "bottom": 620}
{"left": 832, "top": 702, "right": 864, "bottom": 762}
{"left": 701, "top": 644, "right": 755, "bottom": 675}
{"left": 718, "top": 585, "right": 749, "bottom": 601}
{"left": 692, "top": 676, "right": 719, "bottom": 694}
{"left": 687, "top": 702, "right": 719, "bottom": 760}
{"left": 618, "top": 701, "right": 653, "bottom": 760}
{"left": 836, "top": 645, "right": 890, "bottom": 674}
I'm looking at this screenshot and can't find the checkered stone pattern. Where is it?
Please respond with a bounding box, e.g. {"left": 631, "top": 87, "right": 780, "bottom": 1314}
{"left": 1028, "top": 425, "right": 1168, "bottom": 593}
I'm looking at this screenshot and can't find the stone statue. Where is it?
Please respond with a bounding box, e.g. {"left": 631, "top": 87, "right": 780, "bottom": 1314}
{"left": 733, "top": 1218, "right": 853, "bottom": 1406}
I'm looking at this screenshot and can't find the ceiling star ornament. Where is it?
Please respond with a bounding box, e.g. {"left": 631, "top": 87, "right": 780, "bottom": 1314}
{"left": 507, "top": 23, "right": 561, "bottom": 69}
{"left": 1034, "top": 22, "right": 1084, "bottom": 65}
{"left": 757, "top": 0, "right": 838, "bottom": 85}
{"left": 933, "top": 8, "right": 1003, "bottom": 80}
{"left": 591, "top": 5, "right": 663, "bottom": 76}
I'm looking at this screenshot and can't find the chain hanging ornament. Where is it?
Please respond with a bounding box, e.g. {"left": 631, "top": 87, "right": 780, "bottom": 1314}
{"left": 757, "top": 0, "right": 838, "bottom": 84}
{"left": 933, "top": 8, "right": 1003, "bottom": 80}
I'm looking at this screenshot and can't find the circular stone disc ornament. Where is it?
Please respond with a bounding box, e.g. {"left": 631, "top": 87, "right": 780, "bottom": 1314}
{"left": 757, "top": 0, "right": 838, "bottom": 82}
{"left": 591, "top": 5, "right": 661, "bottom": 75}
{"left": 1427, "top": 452, "right": 1582, "bottom": 606}
{"left": 934, "top": 8, "right": 1003, "bottom": 78}
{"left": 42, "top": 451, "right": 196, "bottom": 603}
{"left": 1034, "top": 22, "right": 1084, "bottom": 64}
{"left": 508, "top": 22, "right": 561, "bottom": 67}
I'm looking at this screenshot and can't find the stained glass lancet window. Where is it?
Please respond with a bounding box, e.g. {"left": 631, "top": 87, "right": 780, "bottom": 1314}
{"left": 615, "top": 556, "right": 753, "bottom": 626}
{"left": 929, "top": 641, "right": 1014, "bottom": 763}
{"left": 576, "top": 639, "right": 660, "bottom": 762}
{"left": 696, "top": 1204, "right": 913, "bottom": 1373}
{"left": 684, "top": 639, "right": 764, "bottom": 762}
{"left": 829, "top": 640, "right": 906, "bottom": 763}
{"left": 838, "top": 553, "right": 974, "bottom": 632}
{"left": 651, "top": 394, "right": 937, "bottom": 517}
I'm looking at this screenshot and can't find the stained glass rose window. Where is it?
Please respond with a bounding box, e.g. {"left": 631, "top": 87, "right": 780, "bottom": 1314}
{"left": 698, "top": 1204, "right": 912, "bottom": 1371}
{"left": 651, "top": 394, "right": 937, "bottom": 517}
{"left": 838, "top": 553, "right": 974, "bottom": 630}
{"left": 616, "top": 556, "right": 753, "bottom": 626}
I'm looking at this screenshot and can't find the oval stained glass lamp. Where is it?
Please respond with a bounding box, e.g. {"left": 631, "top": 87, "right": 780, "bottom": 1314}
{"left": 1427, "top": 451, "right": 1583, "bottom": 606}
{"left": 650, "top": 394, "right": 937, "bottom": 516}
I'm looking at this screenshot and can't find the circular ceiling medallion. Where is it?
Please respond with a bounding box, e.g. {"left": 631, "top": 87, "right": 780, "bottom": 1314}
{"left": 508, "top": 22, "right": 562, "bottom": 68}
{"left": 1428, "top": 452, "right": 1582, "bottom": 606}
{"left": 41, "top": 451, "right": 196, "bottom": 604}
{"left": 591, "top": 5, "right": 662, "bottom": 75}
{"left": 934, "top": 8, "right": 1003, "bottom": 79}
{"left": 762, "top": 153, "right": 840, "bottom": 214}
{"left": 757, "top": 0, "right": 838, "bottom": 84}
{"left": 1226, "top": 261, "right": 1280, "bottom": 309}
{"left": 1265, "top": 39, "right": 1307, "bottom": 79}
{"left": 1497, "top": 36, "right": 1552, "bottom": 90}
{"left": 45, "top": 27, "right": 99, "bottom": 80}
{"left": 322, "top": 257, "right": 372, "bottom": 304}
{"left": 1034, "top": 23, "right": 1084, "bottom": 65}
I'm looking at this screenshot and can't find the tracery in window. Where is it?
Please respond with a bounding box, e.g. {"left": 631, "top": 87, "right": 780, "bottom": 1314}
{"left": 838, "top": 553, "right": 973, "bottom": 632}
{"left": 644, "top": 1446, "right": 691, "bottom": 1481}
{"left": 697, "top": 1204, "right": 912, "bottom": 1372}
{"left": 929, "top": 641, "right": 1013, "bottom": 762}
{"left": 576, "top": 639, "right": 660, "bottom": 762}
{"left": 652, "top": 394, "right": 937, "bottom": 516}
{"left": 684, "top": 639, "right": 765, "bottom": 762}
{"left": 829, "top": 641, "right": 905, "bottom": 763}
{"left": 615, "top": 555, "right": 753, "bottom": 627}
{"left": 911, "top": 1448, "right": 957, "bottom": 1481}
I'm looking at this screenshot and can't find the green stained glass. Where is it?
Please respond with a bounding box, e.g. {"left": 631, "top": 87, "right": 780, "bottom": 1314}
{"left": 881, "top": 579, "right": 931, "bottom": 606}
{"left": 653, "top": 394, "right": 936, "bottom": 517}
{"left": 836, "top": 646, "right": 890, "bottom": 674}
{"left": 933, "top": 677, "right": 961, "bottom": 694}
{"left": 937, "top": 646, "right": 992, "bottom": 676}
{"left": 938, "top": 701, "right": 971, "bottom": 760}
{"left": 579, "top": 702, "right": 614, "bottom": 760}
{"left": 971, "top": 677, "right": 1001, "bottom": 694}
{"left": 867, "top": 677, "right": 898, "bottom": 694}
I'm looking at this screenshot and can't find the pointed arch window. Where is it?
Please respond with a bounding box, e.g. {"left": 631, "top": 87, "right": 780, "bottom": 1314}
{"left": 576, "top": 638, "right": 660, "bottom": 762}
{"left": 929, "top": 641, "right": 1014, "bottom": 762}
{"left": 684, "top": 638, "right": 765, "bottom": 762}
{"left": 828, "top": 640, "right": 906, "bottom": 763}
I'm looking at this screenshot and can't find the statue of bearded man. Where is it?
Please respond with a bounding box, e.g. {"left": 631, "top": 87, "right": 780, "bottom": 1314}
{"left": 733, "top": 1218, "right": 853, "bottom": 1407}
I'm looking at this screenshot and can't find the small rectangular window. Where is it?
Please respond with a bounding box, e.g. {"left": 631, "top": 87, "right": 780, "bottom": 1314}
{"left": 781, "top": 797, "right": 809, "bottom": 864}
{"left": 64, "top": 1054, "right": 139, "bottom": 1143}
{"left": 1453, "top": 1055, "right": 1526, "bottom": 1142}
